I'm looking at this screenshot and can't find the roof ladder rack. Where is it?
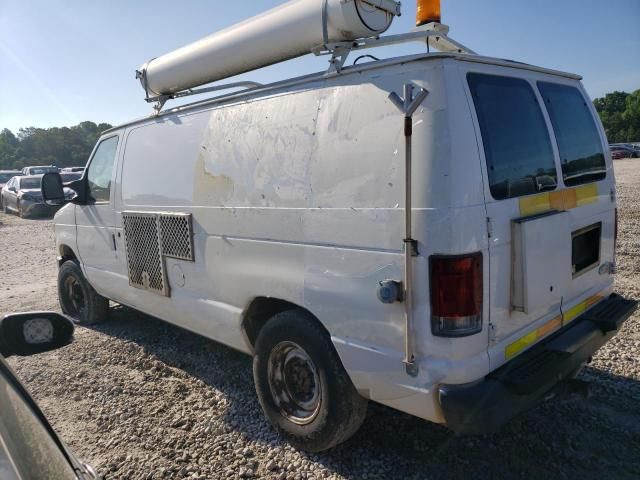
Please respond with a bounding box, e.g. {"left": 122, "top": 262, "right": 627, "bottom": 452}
{"left": 135, "top": 75, "right": 264, "bottom": 114}
{"left": 136, "top": 22, "right": 473, "bottom": 113}
{"left": 312, "top": 22, "right": 476, "bottom": 75}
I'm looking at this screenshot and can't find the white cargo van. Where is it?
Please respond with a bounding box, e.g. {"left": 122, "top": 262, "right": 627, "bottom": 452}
{"left": 42, "top": 0, "right": 636, "bottom": 452}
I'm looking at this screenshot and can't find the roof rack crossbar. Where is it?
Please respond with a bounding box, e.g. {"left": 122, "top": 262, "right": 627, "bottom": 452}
{"left": 143, "top": 81, "right": 264, "bottom": 114}
{"left": 312, "top": 22, "right": 476, "bottom": 75}
{"left": 141, "top": 22, "right": 473, "bottom": 114}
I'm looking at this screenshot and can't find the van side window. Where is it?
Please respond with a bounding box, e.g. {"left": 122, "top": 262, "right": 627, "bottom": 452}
{"left": 468, "top": 73, "right": 557, "bottom": 200}
{"left": 537, "top": 82, "right": 606, "bottom": 186}
{"left": 87, "top": 136, "right": 118, "bottom": 203}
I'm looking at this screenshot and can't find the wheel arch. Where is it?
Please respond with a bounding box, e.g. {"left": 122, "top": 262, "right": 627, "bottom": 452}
{"left": 58, "top": 244, "right": 79, "bottom": 266}
{"left": 241, "top": 297, "right": 333, "bottom": 351}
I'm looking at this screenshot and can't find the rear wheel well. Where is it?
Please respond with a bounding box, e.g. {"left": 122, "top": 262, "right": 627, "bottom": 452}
{"left": 243, "top": 297, "right": 326, "bottom": 348}
{"left": 58, "top": 245, "right": 78, "bottom": 266}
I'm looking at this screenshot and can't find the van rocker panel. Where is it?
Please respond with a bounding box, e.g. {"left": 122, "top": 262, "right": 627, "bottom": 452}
{"left": 438, "top": 293, "right": 637, "bottom": 434}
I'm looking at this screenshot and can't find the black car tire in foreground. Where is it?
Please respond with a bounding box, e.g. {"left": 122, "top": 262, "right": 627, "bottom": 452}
{"left": 58, "top": 261, "right": 109, "bottom": 325}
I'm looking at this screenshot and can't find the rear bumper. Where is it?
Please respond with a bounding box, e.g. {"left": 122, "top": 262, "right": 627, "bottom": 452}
{"left": 439, "top": 293, "right": 637, "bottom": 434}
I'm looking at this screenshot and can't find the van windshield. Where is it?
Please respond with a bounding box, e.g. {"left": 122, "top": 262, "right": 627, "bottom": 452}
{"left": 468, "top": 73, "right": 557, "bottom": 200}
{"left": 537, "top": 82, "right": 606, "bottom": 186}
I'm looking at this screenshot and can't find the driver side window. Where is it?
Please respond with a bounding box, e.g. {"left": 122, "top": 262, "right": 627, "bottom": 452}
{"left": 87, "top": 136, "right": 119, "bottom": 203}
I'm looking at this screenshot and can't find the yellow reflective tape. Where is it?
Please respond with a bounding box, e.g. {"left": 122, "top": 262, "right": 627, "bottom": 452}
{"left": 549, "top": 190, "right": 565, "bottom": 210}
{"left": 563, "top": 293, "right": 604, "bottom": 325}
{"left": 518, "top": 184, "right": 599, "bottom": 217}
{"left": 575, "top": 184, "right": 599, "bottom": 206}
{"left": 504, "top": 292, "right": 607, "bottom": 360}
{"left": 505, "top": 330, "right": 538, "bottom": 359}
{"left": 561, "top": 188, "right": 577, "bottom": 209}
{"left": 537, "top": 315, "right": 562, "bottom": 337}
{"left": 563, "top": 302, "right": 585, "bottom": 324}
{"left": 505, "top": 314, "right": 563, "bottom": 359}
{"left": 519, "top": 192, "right": 551, "bottom": 216}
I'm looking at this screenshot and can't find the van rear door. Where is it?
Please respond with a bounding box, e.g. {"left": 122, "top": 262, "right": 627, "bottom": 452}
{"left": 536, "top": 81, "right": 614, "bottom": 323}
{"left": 462, "top": 66, "right": 614, "bottom": 370}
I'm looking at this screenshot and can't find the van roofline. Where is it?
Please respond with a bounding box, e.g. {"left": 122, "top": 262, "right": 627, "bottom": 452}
{"left": 103, "top": 52, "right": 582, "bottom": 135}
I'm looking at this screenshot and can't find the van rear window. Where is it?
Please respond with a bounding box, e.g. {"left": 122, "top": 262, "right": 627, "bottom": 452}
{"left": 468, "top": 73, "right": 557, "bottom": 200}
{"left": 537, "top": 82, "right": 606, "bottom": 186}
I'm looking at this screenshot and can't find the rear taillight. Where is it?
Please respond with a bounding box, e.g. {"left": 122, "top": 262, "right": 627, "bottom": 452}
{"left": 430, "top": 253, "right": 482, "bottom": 337}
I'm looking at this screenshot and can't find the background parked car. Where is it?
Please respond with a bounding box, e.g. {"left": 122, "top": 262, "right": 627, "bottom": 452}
{"left": 61, "top": 167, "right": 85, "bottom": 173}
{"left": 611, "top": 149, "right": 627, "bottom": 160}
{"left": 60, "top": 172, "right": 83, "bottom": 183}
{"left": 609, "top": 144, "right": 640, "bottom": 158}
{"left": 21, "top": 165, "right": 59, "bottom": 175}
{"left": 1, "top": 175, "right": 68, "bottom": 218}
{"left": 0, "top": 170, "right": 22, "bottom": 190}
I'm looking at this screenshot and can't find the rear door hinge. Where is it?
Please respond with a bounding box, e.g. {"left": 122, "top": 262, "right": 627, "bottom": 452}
{"left": 486, "top": 217, "right": 493, "bottom": 238}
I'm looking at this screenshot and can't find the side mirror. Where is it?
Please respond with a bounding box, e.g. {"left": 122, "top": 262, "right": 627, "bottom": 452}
{"left": 42, "top": 172, "right": 66, "bottom": 205}
{"left": 0, "top": 312, "right": 74, "bottom": 358}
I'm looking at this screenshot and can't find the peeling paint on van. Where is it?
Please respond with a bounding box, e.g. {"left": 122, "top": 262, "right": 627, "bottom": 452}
{"left": 193, "top": 146, "right": 234, "bottom": 205}
{"left": 196, "top": 93, "right": 320, "bottom": 208}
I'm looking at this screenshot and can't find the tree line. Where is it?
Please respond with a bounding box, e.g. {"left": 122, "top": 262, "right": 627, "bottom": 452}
{"left": 0, "top": 121, "right": 112, "bottom": 171}
{"left": 593, "top": 89, "right": 640, "bottom": 144}
{"left": 0, "top": 88, "right": 638, "bottom": 171}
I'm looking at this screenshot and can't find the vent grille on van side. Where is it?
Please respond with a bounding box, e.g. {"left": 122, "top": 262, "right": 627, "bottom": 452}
{"left": 121, "top": 212, "right": 194, "bottom": 297}
{"left": 159, "top": 213, "right": 194, "bottom": 261}
{"left": 122, "top": 212, "right": 168, "bottom": 296}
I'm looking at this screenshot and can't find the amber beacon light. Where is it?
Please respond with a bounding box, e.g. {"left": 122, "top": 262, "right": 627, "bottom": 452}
{"left": 416, "top": 0, "right": 441, "bottom": 26}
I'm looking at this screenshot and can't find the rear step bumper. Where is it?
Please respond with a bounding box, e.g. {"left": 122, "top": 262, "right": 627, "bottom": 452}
{"left": 438, "top": 293, "right": 637, "bottom": 434}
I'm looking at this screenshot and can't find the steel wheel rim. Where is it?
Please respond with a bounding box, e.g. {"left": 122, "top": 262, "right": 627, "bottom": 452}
{"left": 63, "top": 276, "right": 85, "bottom": 318}
{"left": 267, "top": 341, "right": 321, "bottom": 425}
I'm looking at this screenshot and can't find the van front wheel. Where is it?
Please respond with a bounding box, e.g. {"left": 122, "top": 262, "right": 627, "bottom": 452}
{"left": 58, "top": 260, "right": 109, "bottom": 325}
{"left": 253, "top": 310, "right": 368, "bottom": 452}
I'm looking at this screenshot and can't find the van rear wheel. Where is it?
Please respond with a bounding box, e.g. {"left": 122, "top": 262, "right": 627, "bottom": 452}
{"left": 253, "top": 310, "right": 368, "bottom": 452}
{"left": 58, "top": 260, "right": 109, "bottom": 325}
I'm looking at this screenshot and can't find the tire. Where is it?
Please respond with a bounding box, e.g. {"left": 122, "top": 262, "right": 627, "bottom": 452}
{"left": 253, "top": 310, "right": 368, "bottom": 452}
{"left": 58, "top": 260, "right": 109, "bottom": 325}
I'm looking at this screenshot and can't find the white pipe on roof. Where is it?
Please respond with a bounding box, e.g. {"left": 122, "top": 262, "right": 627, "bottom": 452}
{"left": 138, "top": 0, "right": 400, "bottom": 97}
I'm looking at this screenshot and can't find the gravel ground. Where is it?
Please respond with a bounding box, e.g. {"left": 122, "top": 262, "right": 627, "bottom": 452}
{"left": 1, "top": 159, "right": 639, "bottom": 480}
